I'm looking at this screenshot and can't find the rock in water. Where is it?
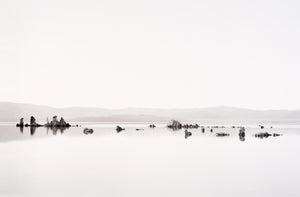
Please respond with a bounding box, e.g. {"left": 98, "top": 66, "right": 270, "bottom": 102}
{"left": 16, "top": 118, "right": 24, "bottom": 127}
{"left": 30, "top": 116, "right": 38, "bottom": 126}
{"left": 167, "top": 120, "right": 182, "bottom": 130}
{"left": 116, "top": 126, "right": 125, "bottom": 132}
{"left": 216, "top": 132, "right": 230, "bottom": 137}
{"left": 83, "top": 128, "right": 94, "bottom": 134}
{"left": 239, "top": 127, "right": 246, "bottom": 141}
{"left": 254, "top": 132, "right": 272, "bottom": 138}
{"left": 184, "top": 130, "right": 192, "bottom": 138}
{"left": 149, "top": 124, "right": 156, "bottom": 128}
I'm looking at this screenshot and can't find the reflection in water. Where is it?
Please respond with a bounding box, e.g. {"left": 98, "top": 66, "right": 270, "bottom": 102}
{"left": 239, "top": 134, "right": 245, "bottom": 142}
{"left": 47, "top": 126, "right": 69, "bottom": 135}
{"left": 19, "top": 126, "right": 69, "bottom": 136}
{"left": 19, "top": 126, "right": 24, "bottom": 133}
{"left": 30, "top": 126, "right": 36, "bottom": 136}
{"left": 239, "top": 127, "right": 246, "bottom": 142}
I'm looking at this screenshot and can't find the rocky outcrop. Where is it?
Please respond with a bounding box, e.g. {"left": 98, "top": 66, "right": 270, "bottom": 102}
{"left": 167, "top": 120, "right": 182, "bottom": 130}
{"left": 30, "top": 116, "right": 38, "bottom": 126}
{"left": 116, "top": 126, "right": 125, "bottom": 132}
{"left": 45, "top": 116, "right": 71, "bottom": 127}
{"left": 16, "top": 118, "right": 24, "bottom": 127}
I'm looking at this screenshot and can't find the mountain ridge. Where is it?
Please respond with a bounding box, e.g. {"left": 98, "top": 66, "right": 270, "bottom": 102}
{"left": 0, "top": 102, "right": 299, "bottom": 124}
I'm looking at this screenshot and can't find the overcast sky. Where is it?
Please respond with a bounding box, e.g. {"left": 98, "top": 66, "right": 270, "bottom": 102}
{"left": 1, "top": 0, "right": 300, "bottom": 109}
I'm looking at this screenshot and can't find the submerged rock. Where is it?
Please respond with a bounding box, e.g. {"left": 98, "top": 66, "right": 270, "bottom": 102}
{"left": 184, "top": 130, "right": 192, "bottom": 139}
{"left": 216, "top": 132, "right": 230, "bottom": 137}
{"left": 83, "top": 128, "right": 94, "bottom": 134}
{"left": 136, "top": 128, "right": 144, "bottom": 131}
{"left": 254, "top": 132, "right": 272, "bottom": 138}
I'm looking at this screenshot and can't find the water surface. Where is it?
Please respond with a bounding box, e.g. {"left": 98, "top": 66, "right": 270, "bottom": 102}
{"left": 0, "top": 123, "right": 300, "bottom": 197}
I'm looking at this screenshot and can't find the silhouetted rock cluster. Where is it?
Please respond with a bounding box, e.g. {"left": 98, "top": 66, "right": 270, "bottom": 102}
{"left": 255, "top": 132, "right": 282, "bottom": 139}
{"left": 16, "top": 116, "right": 42, "bottom": 127}
{"left": 167, "top": 120, "right": 182, "bottom": 130}
{"left": 16, "top": 116, "right": 71, "bottom": 129}
{"left": 45, "top": 116, "right": 71, "bottom": 128}
{"left": 182, "top": 124, "right": 199, "bottom": 129}
{"left": 83, "top": 128, "right": 94, "bottom": 135}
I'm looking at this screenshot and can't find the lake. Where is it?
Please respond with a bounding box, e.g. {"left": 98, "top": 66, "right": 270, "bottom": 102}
{"left": 0, "top": 123, "right": 300, "bottom": 197}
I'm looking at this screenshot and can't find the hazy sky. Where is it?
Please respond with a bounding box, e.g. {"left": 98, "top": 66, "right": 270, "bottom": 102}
{"left": 1, "top": 0, "right": 300, "bottom": 109}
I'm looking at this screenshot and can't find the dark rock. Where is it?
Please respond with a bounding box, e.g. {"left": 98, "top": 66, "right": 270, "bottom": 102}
{"left": 167, "top": 120, "right": 182, "bottom": 130}
{"left": 16, "top": 118, "right": 24, "bottom": 127}
{"left": 254, "top": 132, "right": 272, "bottom": 138}
{"left": 136, "top": 128, "right": 144, "bottom": 131}
{"left": 216, "top": 132, "right": 230, "bottom": 137}
{"left": 184, "top": 130, "right": 192, "bottom": 139}
{"left": 149, "top": 124, "right": 156, "bottom": 128}
{"left": 116, "top": 126, "right": 125, "bottom": 132}
{"left": 239, "top": 127, "right": 246, "bottom": 141}
{"left": 182, "top": 124, "right": 200, "bottom": 129}
{"left": 83, "top": 128, "right": 94, "bottom": 134}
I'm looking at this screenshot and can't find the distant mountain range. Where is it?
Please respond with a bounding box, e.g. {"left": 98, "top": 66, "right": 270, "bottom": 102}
{"left": 0, "top": 102, "right": 300, "bottom": 124}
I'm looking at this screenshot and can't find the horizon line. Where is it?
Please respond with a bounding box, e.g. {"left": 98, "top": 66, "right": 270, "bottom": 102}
{"left": 0, "top": 101, "right": 299, "bottom": 111}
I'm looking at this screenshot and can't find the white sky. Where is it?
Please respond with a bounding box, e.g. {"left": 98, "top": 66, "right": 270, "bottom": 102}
{"left": 1, "top": 0, "right": 300, "bottom": 109}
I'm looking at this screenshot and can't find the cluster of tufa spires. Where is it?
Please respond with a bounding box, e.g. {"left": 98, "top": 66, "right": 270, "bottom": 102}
{"left": 45, "top": 116, "right": 70, "bottom": 127}
{"left": 16, "top": 116, "right": 71, "bottom": 128}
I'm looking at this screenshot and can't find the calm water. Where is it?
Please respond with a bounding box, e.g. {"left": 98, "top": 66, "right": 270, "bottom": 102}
{"left": 1, "top": 123, "right": 300, "bottom": 197}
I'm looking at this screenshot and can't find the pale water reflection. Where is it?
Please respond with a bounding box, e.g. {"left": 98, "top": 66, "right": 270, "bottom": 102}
{"left": 0, "top": 123, "right": 300, "bottom": 197}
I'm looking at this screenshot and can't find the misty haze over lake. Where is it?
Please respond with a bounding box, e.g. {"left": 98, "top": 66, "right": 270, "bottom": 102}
{"left": 2, "top": 0, "right": 300, "bottom": 196}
